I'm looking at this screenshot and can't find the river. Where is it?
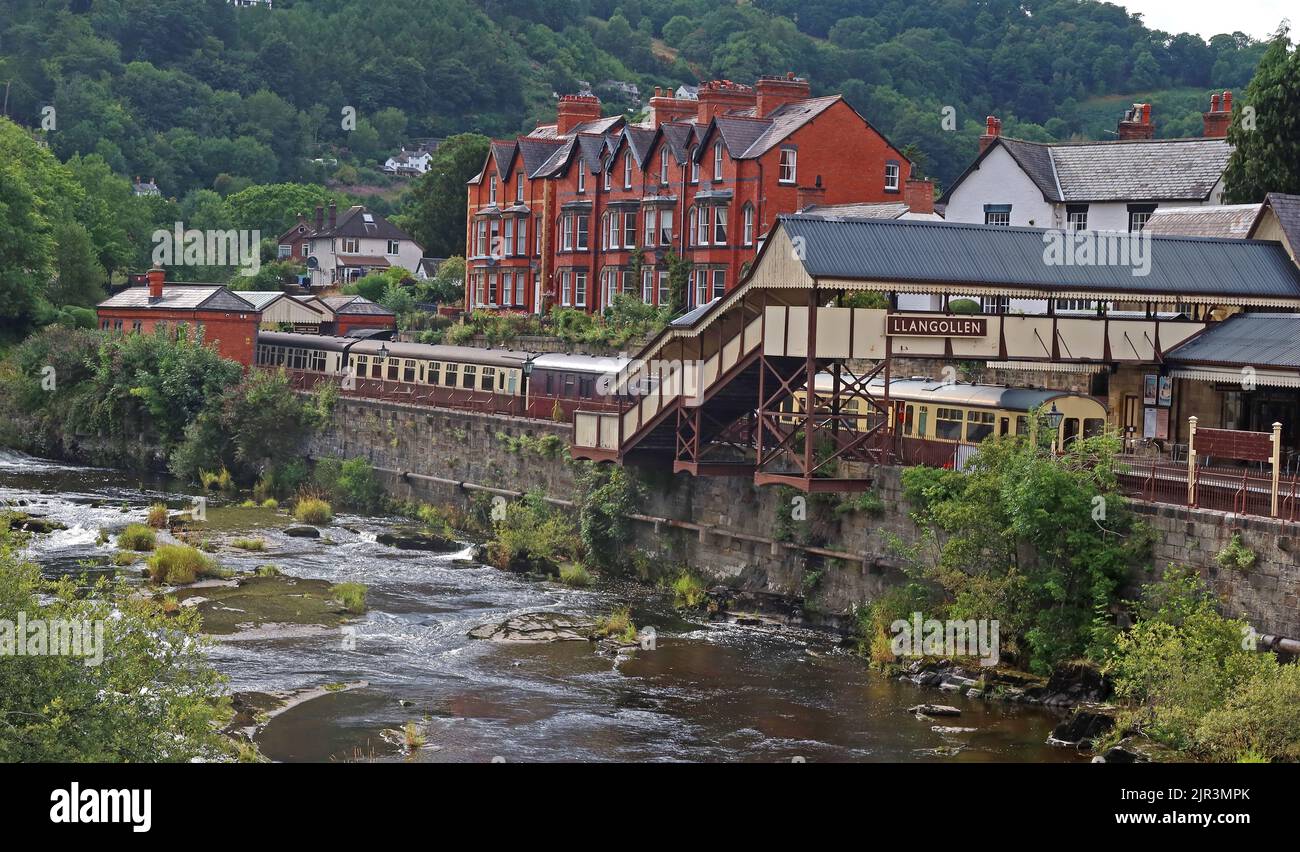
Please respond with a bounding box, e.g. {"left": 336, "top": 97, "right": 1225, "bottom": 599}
{"left": 1, "top": 449, "right": 1083, "bottom": 763}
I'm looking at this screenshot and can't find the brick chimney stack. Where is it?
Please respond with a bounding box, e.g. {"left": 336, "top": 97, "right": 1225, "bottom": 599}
{"left": 328, "top": 202, "right": 337, "bottom": 229}
{"left": 1203, "top": 90, "right": 1232, "bottom": 138}
{"left": 147, "top": 266, "right": 165, "bottom": 302}
{"left": 755, "top": 72, "right": 811, "bottom": 117}
{"left": 904, "top": 177, "right": 935, "bottom": 215}
{"left": 556, "top": 94, "right": 602, "bottom": 135}
{"left": 978, "top": 116, "right": 1002, "bottom": 155}
{"left": 1118, "top": 103, "right": 1154, "bottom": 140}
{"left": 647, "top": 87, "right": 697, "bottom": 126}
{"left": 796, "top": 175, "right": 827, "bottom": 211}
{"left": 696, "top": 80, "right": 756, "bottom": 124}
{"left": 314, "top": 205, "right": 324, "bottom": 229}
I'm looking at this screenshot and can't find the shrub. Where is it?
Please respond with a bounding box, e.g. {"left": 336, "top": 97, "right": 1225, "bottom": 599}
{"left": 112, "top": 551, "right": 140, "bottom": 566}
{"left": 145, "top": 503, "right": 169, "bottom": 529}
{"left": 255, "top": 564, "right": 281, "bottom": 577}
{"left": 294, "top": 497, "right": 333, "bottom": 525}
{"left": 147, "top": 544, "right": 220, "bottom": 585}
{"left": 231, "top": 538, "right": 266, "bottom": 552}
{"left": 671, "top": 572, "right": 707, "bottom": 609}
{"left": 593, "top": 606, "right": 637, "bottom": 644}
{"left": 118, "top": 524, "right": 156, "bottom": 552}
{"left": 261, "top": 498, "right": 279, "bottom": 510}
{"left": 559, "top": 563, "right": 592, "bottom": 587}
{"left": 1215, "top": 534, "right": 1255, "bottom": 572}
{"left": 949, "top": 298, "right": 981, "bottom": 314}
{"left": 199, "top": 468, "right": 233, "bottom": 492}
{"left": 312, "top": 457, "right": 382, "bottom": 511}
{"left": 489, "top": 492, "right": 577, "bottom": 572}
{"left": 332, "top": 582, "right": 367, "bottom": 614}
{"left": 1195, "top": 662, "right": 1300, "bottom": 762}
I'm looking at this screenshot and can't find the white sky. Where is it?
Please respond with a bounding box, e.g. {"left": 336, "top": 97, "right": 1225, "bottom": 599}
{"left": 1116, "top": 0, "right": 1291, "bottom": 40}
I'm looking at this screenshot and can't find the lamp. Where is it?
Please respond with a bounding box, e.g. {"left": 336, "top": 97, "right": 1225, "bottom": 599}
{"left": 1045, "top": 403, "right": 1064, "bottom": 454}
{"left": 376, "top": 342, "right": 390, "bottom": 361}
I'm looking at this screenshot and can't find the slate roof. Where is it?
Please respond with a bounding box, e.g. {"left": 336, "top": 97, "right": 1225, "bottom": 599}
{"left": 320, "top": 296, "right": 396, "bottom": 316}
{"left": 517, "top": 137, "right": 565, "bottom": 175}
{"left": 490, "top": 140, "right": 517, "bottom": 178}
{"left": 773, "top": 215, "right": 1300, "bottom": 300}
{"left": 311, "top": 206, "right": 414, "bottom": 242}
{"left": 800, "top": 201, "right": 912, "bottom": 219}
{"left": 659, "top": 123, "right": 694, "bottom": 163}
{"left": 1144, "top": 204, "right": 1261, "bottom": 238}
{"left": 944, "top": 137, "right": 1232, "bottom": 204}
{"left": 737, "top": 95, "right": 842, "bottom": 158}
{"left": 1166, "top": 313, "right": 1300, "bottom": 368}
{"left": 1250, "top": 192, "right": 1300, "bottom": 247}
{"left": 99, "top": 286, "right": 257, "bottom": 312}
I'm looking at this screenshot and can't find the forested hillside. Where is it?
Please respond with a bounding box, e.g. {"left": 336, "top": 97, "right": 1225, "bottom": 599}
{"left": 0, "top": 0, "right": 1276, "bottom": 195}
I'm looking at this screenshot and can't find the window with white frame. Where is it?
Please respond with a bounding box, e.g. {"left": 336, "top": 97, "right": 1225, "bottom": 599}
{"left": 475, "top": 222, "right": 487, "bottom": 256}
{"left": 694, "top": 269, "right": 708, "bottom": 306}
{"left": 660, "top": 156, "right": 669, "bottom": 185}
{"left": 642, "top": 268, "right": 654, "bottom": 303}
{"left": 884, "top": 161, "right": 900, "bottom": 191}
{"left": 489, "top": 174, "right": 497, "bottom": 203}
{"left": 696, "top": 206, "right": 710, "bottom": 245}
{"left": 487, "top": 272, "right": 498, "bottom": 304}
{"left": 516, "top": 174, "right": 524, "bottom": 202}
{"left": 603, "top": 166, "right": 610, "bottom": 191}
{"left": 688, "top": 207, "right": 697, "bottom": 246}
{"left": 691, "top": 154, "right": 699, "bottom": 183}
{"left": 778, "top": 148, "right": 797, "bottom": 183}
{"left": 575, "top": 213, "right": 589, "bottom": 250}
{"left": 498, "top": 272, "right": 510, "bottom": 304}
{"left": 657, "top": 270, "right": 670, "bottom": 306}
{"left": 561, "top": 215, "right": 573, "bottom": 251}
{"left": 711, "top": 268, "right": 725, "bottom": 299}
{"left": 713, "top": 142, "right": 723, "bottom": 181}
{"left": 577, "top": 168, "right": 586, "bottom": 194}
{"left": 623, "top": 153, "right": 632, "bottom": 189}
{"left": 659, "top": 209, "right": 673, "bottom": 245}
{"left": 713, "top": 206, "right": 727, "bottom": 245}
{"left": 623, "top": 211, "right": 637, "bottom": 248}
{"left": 561, "top": 271, "right": 572, "bottom": 305}
{"left": 574, "top": 271, "right": 587, "bottom": 306}
{"left": 1055, "top": 298, "right": 1094, "bottom": 312}
{"left": 742, "top": 204, "right": 754, "bottom": 245}
{"left": 516, "top": 217, "right": 528, "bottom": 255}
{"left": 514, "top": 271, "right": 526, "bottom": 305}
{"left": 503, "top": 219, "right": 514, "bottom": 256}
{"left": 980, "top": 295, "right": 1010, "bottom": 314}
{"left": 342, "top": 238, "right": 359, "bottom": 253}
{"left": 983, "top": 204, "right": 1011, "bottom": 226}
{"left": 1066, "top": 204, "right": 1089, "bottom": 231}
{"left": 387, "top": 239, "right": 400, "bottom": 255}
{"left": 644, "top": 209, "right": 656, "bottom": 246}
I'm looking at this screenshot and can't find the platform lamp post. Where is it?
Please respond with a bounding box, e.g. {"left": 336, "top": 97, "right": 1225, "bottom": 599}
{"left": 376, "top": 342, "right": 389, "bottom": 395}
{"left": 1045, "top": 403, "right": 1064, "bottom": 455}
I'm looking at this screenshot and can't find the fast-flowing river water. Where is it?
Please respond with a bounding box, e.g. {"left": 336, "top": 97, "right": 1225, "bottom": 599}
{"left": 2, "top": 449, "right": 1083, "bottom": 763}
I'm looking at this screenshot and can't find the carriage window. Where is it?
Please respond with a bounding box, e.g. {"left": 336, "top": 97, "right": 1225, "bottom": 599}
{"left": 386, "top": 359, "right": 399, "bottom": 381}
{"left": 1083, "top": 418, "right": 1105, "bottom": 439}
{"left": 936, "top": 408, "right": 964, "bottom": 441}
{"left": 461, "top": 365, "right": 476, "bottom": 389}
{"left": 1062, "top": 417, "right": 1081, "bottom": 447}
{"left": 444, "top": 363, "right": 458, "bottom": 386}
{"left": 427, "top": 361, "right": 441, "bottom": 385}
{"left": 965, "top": 410, "right": 995, "bottom": 443}
{"left": 916, "top": 406, "right": 929, "bottom": 438}
{"left": 371, "top": 358, "right": 384, "bottom": 379}
{"left": 903, "top": 404, "right": 915, "bottom": 436}
{"left": 353, "top": 355, "right": 367, "bottom": 376}
{"left": 1015, "top": 416, "right": 1029, "bottom": 436}
{"left": 312, "top": 351, "right": 326, "bottom": 372}
{"left": 403, "top": 359, "right": 417, "bottom": 382}
{"left": 481, "top": 367, "right": 496, "bottom": 391}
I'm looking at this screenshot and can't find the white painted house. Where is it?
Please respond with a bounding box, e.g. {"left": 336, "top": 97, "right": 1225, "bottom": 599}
{"left": 900, "top": 98, "right": 1236, "bottom": 315}
{"left": 294, "top": 204, "right": 424, "bottom": 290}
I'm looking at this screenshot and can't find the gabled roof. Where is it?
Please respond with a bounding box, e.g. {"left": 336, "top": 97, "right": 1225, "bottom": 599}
{"left": 311, "top": 206, "right": 415, "bottom": 242}
{"left": 319, "top": 295, "right": 396, "bottom": 316}
{"left": 99, "top": 286, "right": 258, "bottom": 312}
{"left": 490, "top": 140, "right": 518, "bottom": 179}
{"left": 1144, "top": 204, "right": 1261, "bottom": 238}
{"left": 659, "top": 123, "right": 694, "bottom": 163}
{"left": 737, "top": 95, "right": 842, "bottom": 158}
{"left": 528, "top": 114, "right": 625, "bottom": 140}
{"left": 1167, "top": 313, "right": 1300, "bottom": 369}
{"left": 773, "top": 214, "right": 1300, "bottom": 301}
{"left": 517, "top": 137, "right": 565, "bottom": 176}
{"left": 624, "top": 125, "right": 657, "bottom": 166}
{"left": 943, "top": 136, "right": 1233, "bottom": 204}
{"left": 1249, "top": 192, "right": 1300, "bottom": 247}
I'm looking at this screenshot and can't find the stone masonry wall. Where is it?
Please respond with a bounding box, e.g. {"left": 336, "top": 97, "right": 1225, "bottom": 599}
{"left": 306, "top": 396, "right": 1300, "bottom": 637}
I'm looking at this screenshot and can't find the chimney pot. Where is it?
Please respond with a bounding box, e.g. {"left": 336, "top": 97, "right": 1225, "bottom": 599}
{"left": 147, "top": 266, "right": 165, "bottom": 301}
{"left": 979, "top": 115, "right": 1002, "bottom": 154}
{"left": 1223, "top": 90, "right": 1232, "bottom": 111}
{"left": 1118, "top": 103, "right": 1154, "bottom": 140}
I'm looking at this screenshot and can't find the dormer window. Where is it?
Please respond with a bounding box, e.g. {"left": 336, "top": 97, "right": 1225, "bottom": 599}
{"left": 660, "top": 156, "right": 669, "bottom": 186}
{"left": 577, "top": 168, "right": 586, "bottom": 194}
{"left": 489, "top": 174, "right": 498, "bottom": 203}
{"left": 690, "top": 154, "right": 699, "bottom": 184}
{"left": 623, "top": 152, "right": 632, "bottom": 189}
{"left": 516, "top": 174, "right": 524, "bottom": 202}
{"left": 603, "top": 165, "right": 611, "bottom": 191}
{"left": 713, "top": 142, "right": 723, "bottom": 181}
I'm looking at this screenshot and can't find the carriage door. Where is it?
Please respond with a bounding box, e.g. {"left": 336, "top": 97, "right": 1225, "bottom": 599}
{"left": 1122, "top": 394, "right": 1140, "bottom": 450}
{"left": 999, "top": 416, "right": 1010, "bottom": 436}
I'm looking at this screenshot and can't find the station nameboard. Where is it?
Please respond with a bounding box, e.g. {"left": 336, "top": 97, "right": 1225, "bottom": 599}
{"left": 886, "top": 315, "right": 988, "bottom": 337}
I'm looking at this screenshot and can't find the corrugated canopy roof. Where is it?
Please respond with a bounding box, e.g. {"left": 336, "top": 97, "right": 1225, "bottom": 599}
{"left": 1166, "top": 313, "right": 1300, "bottom": 369}
{"left": 774, "top": 215, "right": 1300, "bottom": 300}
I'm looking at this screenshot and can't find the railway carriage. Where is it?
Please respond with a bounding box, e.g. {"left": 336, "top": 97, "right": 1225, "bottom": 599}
{"left": 788, "top": 375, "right": 1107, "bottom": 450}
{"left": 525, "top": 353, "right": 631, "bottom": 419}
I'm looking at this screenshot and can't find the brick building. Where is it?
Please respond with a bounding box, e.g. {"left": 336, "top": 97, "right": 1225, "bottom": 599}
{"left": 465, "top": 75, "right": 924, "bottom": 315}
{"left": 96, "top": 267, "right": 261, "bottom": 366}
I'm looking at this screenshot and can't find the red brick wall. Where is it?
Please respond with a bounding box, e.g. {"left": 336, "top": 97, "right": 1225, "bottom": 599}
{"left": 97, "top": 308, "right": 259, "bottom": 367}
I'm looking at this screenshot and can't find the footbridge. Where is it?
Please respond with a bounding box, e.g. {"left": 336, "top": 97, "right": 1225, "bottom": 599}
{"left": 571, "top": 215, "right": 1300, "bottom": 492}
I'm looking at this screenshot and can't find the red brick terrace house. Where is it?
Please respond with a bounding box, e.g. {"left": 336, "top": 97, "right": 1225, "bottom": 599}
{"left": 465, "top": 75, "right": 927, "bottom": 315}
{"left": 96, "top": 267, "right": 261, "bottom": 366}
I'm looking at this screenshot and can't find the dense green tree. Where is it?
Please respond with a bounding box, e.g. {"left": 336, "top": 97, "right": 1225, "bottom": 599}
{"left": 47, "top": 221, "right": 106, "bottom": 308}
{"left": 1223, "top": 31, "right": 1300, "bottom": 202}
{"left": 401, "top": 133, "right": 491, "bottom": 257}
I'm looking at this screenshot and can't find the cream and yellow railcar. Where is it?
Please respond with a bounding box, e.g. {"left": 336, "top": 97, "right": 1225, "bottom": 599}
{"left": 344, "top": 339, "right": 530, "bottom": 397}
{"left": 787, "top": 375, "right": 1108, "bottom": 448}
{"left": 256, "top": 331, "right": 348, "bottom": 373}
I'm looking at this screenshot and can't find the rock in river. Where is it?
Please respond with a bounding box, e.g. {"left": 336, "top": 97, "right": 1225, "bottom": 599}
{"left": 908, "top": 704, "right": 962, "bottom": 717}
{"left": 284, "top": 526, "right": 321, "bottom": 538}
{"left": 468, "top": 612, "right": 594, "bottom": 643}
{"left": 376, "top": 526, "right": 459, "bottom": 552}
